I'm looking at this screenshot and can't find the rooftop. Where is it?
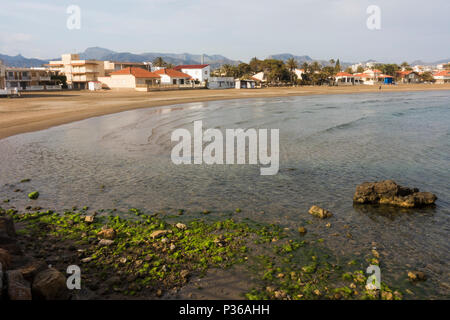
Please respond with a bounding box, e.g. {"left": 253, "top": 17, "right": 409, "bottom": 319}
{"left": 110, "top": 67, "right": 160, "bottom": 78}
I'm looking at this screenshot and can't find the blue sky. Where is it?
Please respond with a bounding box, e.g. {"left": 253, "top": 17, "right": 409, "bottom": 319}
{"left": 0, "top": 0, "right": 449, "bottom": 63}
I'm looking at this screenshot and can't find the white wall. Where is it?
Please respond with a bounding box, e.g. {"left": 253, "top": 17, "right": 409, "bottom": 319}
{"left": 180, "top": 66, "right": 210, "bottom": 82}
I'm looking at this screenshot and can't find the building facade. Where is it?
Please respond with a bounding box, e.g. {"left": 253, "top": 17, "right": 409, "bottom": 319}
{"left": 4, "top": 67, "right": 60, "bottom": 90}
{"left": 98, "top": 67, "right": 161, "bottom": 91}
{"left": 433, "top": 70, "right": 450, "bottom": 84}
{"left": 47, "top": 54, "right": 105, "bottom": 89}
{"left": 153, "top": 68, "right": 192, "bottom": 85}
{"left": 173, "top": 64, "right": 210, "bottom": 83}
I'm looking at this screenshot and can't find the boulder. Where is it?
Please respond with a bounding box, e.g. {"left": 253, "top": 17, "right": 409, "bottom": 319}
{"left": 308, "top": 205, "right": 333, "bottom": 219}
{"left": 6, "top": 270, "right": 32, "bottom": 300}
{"left": 32, "top": 268, "right": 69, "bottom": 300}
{"left": 353, "top": 180, "right": 437, "bottom": 208}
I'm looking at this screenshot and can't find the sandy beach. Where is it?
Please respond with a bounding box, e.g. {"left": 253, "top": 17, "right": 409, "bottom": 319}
{"left": 0, "top": 83, "right": 449, "bottom": 140}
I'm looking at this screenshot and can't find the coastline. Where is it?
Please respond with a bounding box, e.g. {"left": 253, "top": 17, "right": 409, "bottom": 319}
{"left": 0, "top": 83, "right": 449, "bottom": 140}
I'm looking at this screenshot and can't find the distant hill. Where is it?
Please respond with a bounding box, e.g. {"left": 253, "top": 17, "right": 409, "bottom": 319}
{"left": 79, "top": 47, "right": 241, "bottom": 69}
{"left": 268, "top": 53, "right": 353, "bottom": 69}
{"left": 0, "top": 53, "right": 47, "bottom": 68}
{"left": 410, "top": 59, "right": 450, "bottom": 66}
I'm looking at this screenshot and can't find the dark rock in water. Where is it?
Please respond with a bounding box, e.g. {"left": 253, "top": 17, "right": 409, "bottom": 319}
{"left": 408, "top": 271, "right": 427, "bottom": 281}
{"left": 353, "top": 180, "right": 437, "bottom": 208}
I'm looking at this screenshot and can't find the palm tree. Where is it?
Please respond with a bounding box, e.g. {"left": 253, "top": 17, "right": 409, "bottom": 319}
{"left": 286, "top": 58, "right": 298, "bottom": 85}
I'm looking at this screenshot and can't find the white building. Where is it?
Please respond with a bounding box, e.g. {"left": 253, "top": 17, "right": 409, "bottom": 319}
{"left": 235, "top": 79, "right": 256, "bottom": 89}
{"left": 335, "top": 72, "right": 361, "bottom": 85}
{"left": 207, "top": 77, "right": 235, "bottom": 89}
{"left": 173, "top": 64, "right": 210, "bottom": 82}
{"left": 433, "top": 70, "right": 450, "bottom": 84}
{"left": 153, "top": 68, "right": 192, "bottom": 85}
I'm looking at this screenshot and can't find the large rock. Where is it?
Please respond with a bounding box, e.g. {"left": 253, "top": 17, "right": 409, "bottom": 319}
{"left": 353, "top": 180, "right": 437, "bottom": 208}
{"left": 6, "top": 270, "right": 32, "bottom": 300}
{"left": 32, "top": 268, "right": 69, "bottom": 300}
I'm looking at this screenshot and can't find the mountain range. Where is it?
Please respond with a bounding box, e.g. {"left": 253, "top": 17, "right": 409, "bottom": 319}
{"left": 1, "top": 47, "right": 448, "bottom": 69}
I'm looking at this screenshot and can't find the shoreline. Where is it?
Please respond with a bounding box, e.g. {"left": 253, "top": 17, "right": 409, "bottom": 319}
{"left": 0, "top": 83, "right": 449, "bottom": 140}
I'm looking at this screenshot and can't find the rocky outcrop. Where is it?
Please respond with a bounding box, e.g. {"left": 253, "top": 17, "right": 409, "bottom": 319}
{"left": 353, "top": 180, "right": 437, "bottom": 208}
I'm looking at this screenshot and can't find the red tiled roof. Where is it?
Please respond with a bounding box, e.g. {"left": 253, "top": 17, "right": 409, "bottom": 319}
{"left": 153, "top": 68, "right": 192, "bottom": 79}
{"left": 336, "top": 72, "right": 353, "bottom": 77}
{"left": 110, "top": 67, "right": 160, "bottom": 78}
{"left": 433, "top": 70, "right": 450, "bottom": 76}
{"left": 173, "top": 64, "right": 209, "bottom": 70}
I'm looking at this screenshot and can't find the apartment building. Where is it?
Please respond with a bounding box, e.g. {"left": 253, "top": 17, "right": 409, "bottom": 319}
{"left": 47, "top": 54, "right": 105, "bottom": 89}
{"left": 4, "top": 67, "right": 59, "bottom": 90}
{"left": 103, "top": 61, "right": 149, "bottom": 76}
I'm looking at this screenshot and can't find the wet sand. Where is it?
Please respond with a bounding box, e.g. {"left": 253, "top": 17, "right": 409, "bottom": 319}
{"left": 0, "top": 83, "right": 449, "bottom": 140}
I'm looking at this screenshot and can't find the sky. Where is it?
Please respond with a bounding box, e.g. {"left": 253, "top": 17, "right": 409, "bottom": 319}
{"left": 0, "top": 0, "right": 449, "bottom": 63}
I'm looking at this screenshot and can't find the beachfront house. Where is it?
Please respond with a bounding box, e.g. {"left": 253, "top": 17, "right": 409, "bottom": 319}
{"left": 433, "top": 70, "right": 450, "bottom": 84}
{"left": 98, "top": 67, "right": 161, "bottom": 91}
{"left": 335, "top": 72, "right": 361, "bottom": 85}
{"left": 235, "top": 79, "right": 256, "bottom": 89}
{"left": 396, "top": 70, "right": 421, "bottom": 83}
{"left": 0, "top": 60, "right": 5, "bottom": 88}
{"left": 153, "top": 68, "right": 192, "bottom": 85}
{"left": 47, "top": 54, "right": 105, "bottom": 89}
{"left": 173, "top": 64, "right": 210, "bottom": 83}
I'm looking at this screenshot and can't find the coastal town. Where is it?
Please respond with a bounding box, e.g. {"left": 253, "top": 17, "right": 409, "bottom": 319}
{"left": 0, "top": 53, "right": 449, "bottom": 96}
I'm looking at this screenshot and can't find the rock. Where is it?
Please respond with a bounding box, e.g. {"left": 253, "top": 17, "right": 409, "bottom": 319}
{"left": 98, "top": 239, "right": 114, "bottom": 246}
{"left": 308, "top": 205, "right": 333, "bottom": 219}
{"left": 298, "top": 227, "right": 307, "bottom": 234}
{"left": 0, "top": 248, "right": 12, "bottom": 270}
{"left": 27, "top": 191, "right": 40, "bottom": 200}
{"left": 98, "top": 226, "right": 116, "bottom": 240}
{"left": 180, "top": 270, "right": 190, "bottom": 279}
{"left": 18, "top": 259, "right": 47, "bottom": 282}
{"left": 84, "top": 215, "right": 95, "bottom": 223}
{"left": 32, "top": 268, "right": 69, "bottom": 300}
{"left": 175, "top": 223, "right": 187, "bottom": 230}
{"left": 408, "top": 271, "right": 427, "bottom": 282}
{"left": 81, "top": 257, "right": 94, "bottom": 263}
{"left": 150, "top": 230, "right": 171, "bottom": 239}
{"left": 6, "top": 270, "right": 32, "bottom": 300}
{"left": 353, "top": 180, "right": 437, "bottom": 208}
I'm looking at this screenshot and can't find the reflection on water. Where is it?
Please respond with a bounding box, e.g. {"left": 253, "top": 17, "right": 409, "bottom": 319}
{"left": 0, "top": 91, "right": 449, "bottom": 298}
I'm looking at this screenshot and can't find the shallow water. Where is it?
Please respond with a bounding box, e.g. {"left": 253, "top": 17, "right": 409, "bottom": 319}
{"left": 0, "top": 90, "right": 449, "bottom": 298}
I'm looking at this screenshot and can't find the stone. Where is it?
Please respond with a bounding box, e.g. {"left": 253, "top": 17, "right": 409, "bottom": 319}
{"left": 308, "top": 205, "right": 333, "bottom": 219}
{"left": 150, "top": 230, "right": 171, "bottom": 239}
{"left": 0, "top": 216, "right": 16, "bottom": 239}
{"left": 32, "top": 268, "right": 69, "bottom": 300}
{"left": 175, "top": 223, "right": 187, "bottom": 230}
{"left": 408, "top": 271, "right": 427, "bottom": 282}
{"left": 98, "top": 226, "right": 116, "bottom": 240}
{"left": 298, "top": 227, "right": 307, "bottom": 234}
{"left": 85, "top": 215, "right": 95, "bottom": 223}
{"left": 98, "top": 239, "right": 114, "bottom": 246}
{"left": 353, "top": 180, "right": 437, "bottom": 208}
{"left": 27, "top": 191, "right": 40, "bottom": 200}
{"left": 6, "top": 270, "right": 32, "bottom": 300}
